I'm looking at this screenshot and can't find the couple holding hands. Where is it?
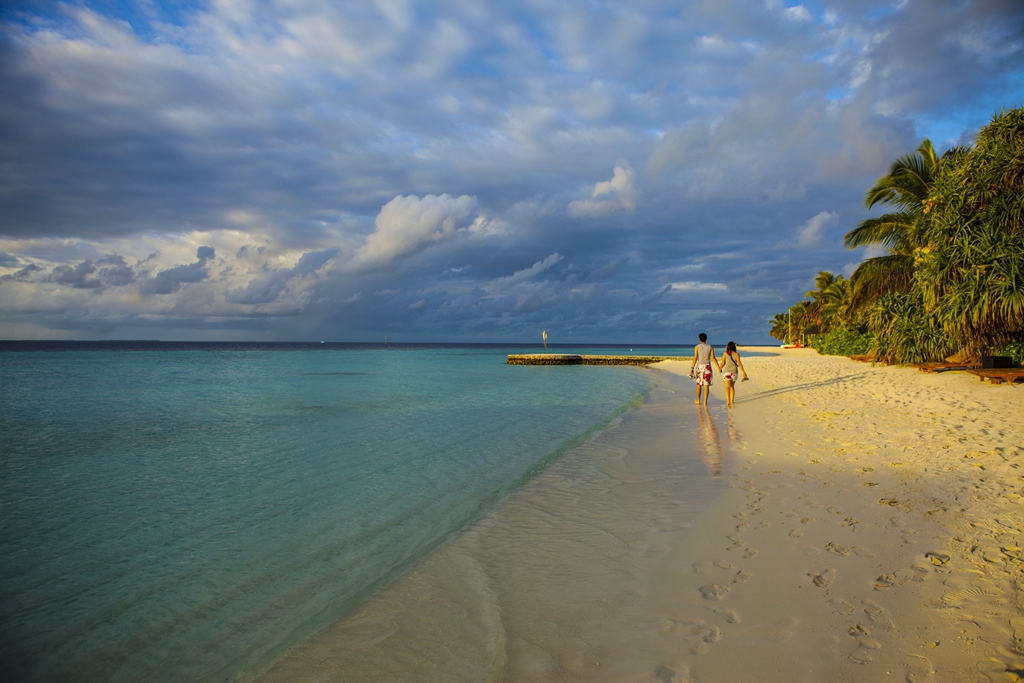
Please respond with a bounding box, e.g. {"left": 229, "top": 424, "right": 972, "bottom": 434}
{"left": 689, "top": 333, "right": 748, "bottom": 407}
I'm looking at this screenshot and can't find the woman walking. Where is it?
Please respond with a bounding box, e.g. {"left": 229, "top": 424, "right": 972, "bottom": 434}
{"left": 719, "top": 341, "right": 748, "bottom": 408}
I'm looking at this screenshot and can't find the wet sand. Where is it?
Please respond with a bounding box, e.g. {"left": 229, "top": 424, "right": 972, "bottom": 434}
{"left": 254, "top": 348, "right": 1024, "bottom": 682}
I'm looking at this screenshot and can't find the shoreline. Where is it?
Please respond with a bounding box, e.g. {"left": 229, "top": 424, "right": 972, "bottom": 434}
{"left": 253, "top": 348, "right": 1024, "bottom": 682}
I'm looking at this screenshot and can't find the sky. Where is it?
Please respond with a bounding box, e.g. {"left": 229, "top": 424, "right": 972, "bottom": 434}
{"left": 1, "top": 0, "right": 1022, "bottom": 344}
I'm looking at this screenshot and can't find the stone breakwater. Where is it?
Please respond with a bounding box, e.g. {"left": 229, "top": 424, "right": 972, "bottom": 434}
{"left": 507, "top": 354, "right": 683, "bottom": 366}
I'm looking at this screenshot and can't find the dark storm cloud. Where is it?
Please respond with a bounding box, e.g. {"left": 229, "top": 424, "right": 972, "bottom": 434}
{"left": 139, "top": 247, "right": 214, "bottom": 295}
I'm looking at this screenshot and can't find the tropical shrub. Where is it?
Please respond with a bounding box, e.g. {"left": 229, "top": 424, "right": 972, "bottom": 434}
{"left": 919, "top": 108, "right": 1024, "bottom": 357}
{"left": 997, "top": 341, "right": 1024, "bottom": 367}
{"left": 811, "top": 328, "right": 874, "bottom": 356}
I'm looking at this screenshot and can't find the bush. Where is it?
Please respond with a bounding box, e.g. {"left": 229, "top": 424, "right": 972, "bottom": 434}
{"left": 996, "top": 340, "right": 1024, "bottom": 367}
{"left": 812, "top": 328, "right": 874, "bottom": 356}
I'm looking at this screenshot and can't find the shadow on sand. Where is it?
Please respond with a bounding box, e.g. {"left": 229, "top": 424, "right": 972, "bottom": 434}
{"left": 732, "top": 371, "right": 872, "bottom": 405}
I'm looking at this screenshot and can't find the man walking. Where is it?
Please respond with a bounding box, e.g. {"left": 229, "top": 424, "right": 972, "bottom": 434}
{"left": 690, "top": 333, "right": 717, "bottom": 405}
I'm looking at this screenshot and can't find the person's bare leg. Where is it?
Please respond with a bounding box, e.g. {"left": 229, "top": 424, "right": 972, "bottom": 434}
{"left": 725, "top": 380, "right": 735, "bottom": 407}
{"left": 702, "top": 385, "right": 709, "bottom": 405}
{"left": 695, "top": 382, "right": 701, "bottom": 404}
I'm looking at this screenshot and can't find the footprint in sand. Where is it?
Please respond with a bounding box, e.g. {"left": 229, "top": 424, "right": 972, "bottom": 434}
{"left": 644, "top": 663, "right": 692, "bottom": 683}
{"left": 848, "top": 624, "right": 882, "bottom": 650}
{"left": 852, "top": 545, "right": 875, "bottom": 559}
{"left": 699, "top": 584, "right": 730, "bottom": 600}
{"left": 742, "top": 547, "right": 758, "bottom": 559}
{"left": 825, "top": 541, "right": 852, "bottom": 556}
{"left": 842, "top": 516, "right": 860, "bottom": 527}
{"left": 940, "top": 583, "right": 1003, "bottom": 607}
{"left": 713, "top": 559, "right": 737, "bottom": 570}
{"left": 827, "top": 598, "right": 855, "bottom": 615}
{"left": 827, "top": 506, "right": 844, "bottom": 515}
{"left": 1013, "top": 616, "right": 1024, "bottom": 656}
{"left": 853, "top": 641, "right": 883, "bottom": 660}
{"left": 789, "top": 528, "right": 804, "bottom": 538}
{"left": 733, "top": 570, "right": 752, "bottom": 584}
{"left": 975, "top": 659, "right": 1016, "bottom": 682}
{"left": 903, "top": 654, "right": 934, "bottom": 682}
{"left": 710, "top": 607, "right": 741, "bottom": 624}
{"left": 809, "top": 568, "right": 836, "bottom": 588}
{"left": 697, "top": 625, "right": 721, "bottom": 644}
{"left": 874, "top": 573, "right": 897, "bottom": 591}
{"left": 862, "top": 600, "right": 895, "bottom": 629}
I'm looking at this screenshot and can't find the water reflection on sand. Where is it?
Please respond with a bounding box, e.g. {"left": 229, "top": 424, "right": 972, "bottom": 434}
{"left": 695, "top": 405, "right": 740, "bottom": 475}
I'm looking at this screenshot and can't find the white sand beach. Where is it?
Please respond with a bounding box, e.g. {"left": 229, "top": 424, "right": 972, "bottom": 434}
{"left": 255, "top": 348, "right": 1024, "bottom": 683}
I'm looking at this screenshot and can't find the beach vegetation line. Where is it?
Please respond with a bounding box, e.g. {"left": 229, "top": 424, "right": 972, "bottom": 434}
{"left": 770, "top": 106, "right": 1024, "bottom": 366}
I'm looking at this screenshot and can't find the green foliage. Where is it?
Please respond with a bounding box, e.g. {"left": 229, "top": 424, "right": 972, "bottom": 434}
{"left": 768, "top": 313, "right": 790, "bottom": 342}
{"left": 864, "top": 290, "right": 952, "bottom": 365}
{"left": 997, "top": 341, "right": 1024, "bottom": 368}
{"left": 811, "top": 328, "right": 874, "bottom": 356}
{"left": 770, "top": 106, "right": 1024, "bottom": 365}
{"left": 845, "top": 139, "right": 938, "bottom": 312}
{"left": 919, "top": 108, "right": 1024, "bottom": 356}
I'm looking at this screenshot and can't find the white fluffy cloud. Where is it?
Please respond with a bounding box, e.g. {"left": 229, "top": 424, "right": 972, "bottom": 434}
{"left": 350, "top": 194, "right": 480, "bottom": 271}
{"left": 568, "top": 163, "right": 640, "bottom": 218}
{"left": 796, "top": 211, "right": 839, "bottom": 248}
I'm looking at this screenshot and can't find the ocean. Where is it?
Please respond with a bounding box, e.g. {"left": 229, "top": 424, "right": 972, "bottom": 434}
{"left": 0, "top": 341, "right": 690, "bottom": 682}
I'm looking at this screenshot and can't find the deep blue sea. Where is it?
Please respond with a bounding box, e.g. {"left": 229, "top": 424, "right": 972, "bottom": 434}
{"left": 0, "top": 342, "right": 684, "bottom": 682}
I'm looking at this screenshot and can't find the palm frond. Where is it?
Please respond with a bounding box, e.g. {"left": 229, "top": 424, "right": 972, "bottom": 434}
{"left": 843, "top": 213, "right": 913, "bottom": 249}
{"left": 848, "top": 254, "right": 915, "bottom": 311}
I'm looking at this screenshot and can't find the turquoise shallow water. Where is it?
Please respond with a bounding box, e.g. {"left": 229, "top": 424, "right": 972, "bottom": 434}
{"left": 0, "top": 343, "right": 671, "bottom": 682}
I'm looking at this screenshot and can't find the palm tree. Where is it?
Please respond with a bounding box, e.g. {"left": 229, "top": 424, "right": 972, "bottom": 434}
{"left": 803, "top": 271, "right": 851, "bottom": 334}
{"left": 769, "top": 313, "right": 790, "bottom": 343}
{"left": 823, "top": 276, "right": 852, "bottom": 331}
{"left": 788, "top": 300, "right": 816, "bottom": 346}
{"left": 843, "top": 139, "right": 939, "bottom": 310}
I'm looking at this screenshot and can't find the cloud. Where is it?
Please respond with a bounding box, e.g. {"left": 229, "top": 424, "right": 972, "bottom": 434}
{"left": 1, "top": 263, "right": 43, "bottom": 282}
{"left": 226, "top": 247, "right": 339, "bottom": 305}
{"left": 796, "top": 211, "right": 839, "bottom": 247}
{"left": 350, "top": 194, "right": 480, "bottom": 271}
{"left": 0, "top": 1, "right": 1021, "bottom": 342}
{"left": 491, "top": 253, "right": 565, "bottom": 289}
{"left": 667, "top": 282, "right": 730, "bottom": 293}
{"left": 568, "top": 163, "right": 639, "bottom": 218}
{"left": 139, "top": 247, "right": 215, "bottom": 295}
